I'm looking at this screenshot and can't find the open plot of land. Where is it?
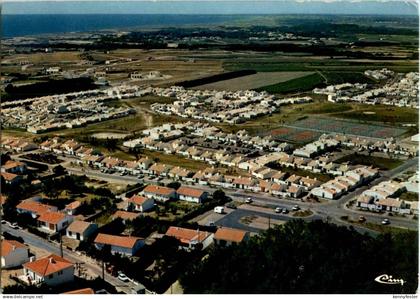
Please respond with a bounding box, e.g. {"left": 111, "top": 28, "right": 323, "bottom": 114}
{"left": 290, "top": 116, "right": 407, "bottom": 139}
{"left": 193, "top": 71, "right": 312, "bottom": 91}
{"left": 255, "top": 72, "right": 325, "bottom": 94}
{"left": 334, "top": 154, "right": 404, "bottom": 170}
{"left": 271, "top": 127, "right": 323, "bottom": 143}
{"left": 331, "top": 105, "right": 419, "bottom": 124}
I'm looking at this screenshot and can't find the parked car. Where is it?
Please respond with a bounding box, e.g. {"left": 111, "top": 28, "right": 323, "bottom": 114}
{"left": 1, "top": 220, "right": 8, "bottom": 225}
{"left": 225, "top": 203, "right": 237, "bottom": 209}
{"left": 381, "top": 218, "right": 390, "bottom": 225}
{"left": 275, "top": 207, "right": 282, "bottom": 213}
{"left": 214, "top": 206, "right": 224, "bottom": 214}
{"left": 245, "top": 197, "right": 253, "bottom": 204}
{"left": 292, "top": 205, "right": 300, "bottom": 211}
{"left": 282, "top": 208, "right": 289, "bottom": 214}
{"left": 10, "top": 223, "right": 20, "bottom": 229}
{"left": 118, "top": 272, "right": 130, "bottom": 282}
{"left": 358, "top": 216, "right": 366, "bottom": 222}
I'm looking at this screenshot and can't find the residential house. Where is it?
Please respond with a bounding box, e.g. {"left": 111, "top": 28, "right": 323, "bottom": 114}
{"left": 1, "top": 172, "right": 22, "bottom": 185}
{"left": 1, "top": 240, "right": 30, "bottom": 268}
{"left": 16, "top": 200, "right": 58, "bottom": 218}
{"left": 64, "top": 201, "right": 81, "bottom": 215}
{"left": 127, "top": 195, "right": 155, "bottom": 212}
{"left": 177, "top": 186, "right": 208, "bottom": 203}
{"left": 165, "top": 226, "right": 213, "bottom": 250}
{"left": 112, "top": 210, "right": 141, "bottom": 222}
{"left": 142, "top": 185, "right": 177, "bottom": 202}
{"left": 94, "top": 233, "right": 144, "bottom": 256}
{"left": 214, "top": 227, "right": 249, "bottom": 246}
{"left": 66, "top": 221, "right": 98, "bottom": 241}
{"left": 38, "top": 212, "right": 73, "bottom": 234}
{"left": 22, "top": 254, "right": 74, "bottom": 286}
{"left": 1, "top": 160, "right": 27, "bottom": 174}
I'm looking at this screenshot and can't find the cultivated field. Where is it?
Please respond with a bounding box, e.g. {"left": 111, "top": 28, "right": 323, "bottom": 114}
{"left": 193, "top": 71, "right": 312, "bottom": 91}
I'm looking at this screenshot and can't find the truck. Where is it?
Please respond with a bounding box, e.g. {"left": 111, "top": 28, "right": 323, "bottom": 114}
{"left": 214, "top": 206, "right": 224, "bottom": 214}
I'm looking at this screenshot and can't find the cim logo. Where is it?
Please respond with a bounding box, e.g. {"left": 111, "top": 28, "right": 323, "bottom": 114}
{"left": 374, "top": 274, "right": 405, "bottom": 286}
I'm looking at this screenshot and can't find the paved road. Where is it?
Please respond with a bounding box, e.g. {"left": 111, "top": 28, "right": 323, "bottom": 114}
{"left": 1, "top": 225, "right": 136, "bottom": 294}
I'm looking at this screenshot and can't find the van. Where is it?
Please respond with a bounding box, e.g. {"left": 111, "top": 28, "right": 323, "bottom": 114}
{"left": 214, "top": 206, "right": 224, "bottom": 214}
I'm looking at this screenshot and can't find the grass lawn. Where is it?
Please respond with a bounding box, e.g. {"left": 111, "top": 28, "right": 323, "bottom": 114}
{"left": 334, "top": 154, "right": 403, "bottom": 170}
{"left": 322, "top": 71, "right": 376, "bottom": 85}
{"left": 255, "top": 73, "right": 325, "bottom": 94}
{"left": 141, "top": 149, "right": 209, "bottom": 171}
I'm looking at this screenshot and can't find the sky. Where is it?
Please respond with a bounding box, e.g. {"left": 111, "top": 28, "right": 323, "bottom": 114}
{"left": 2, "top": 0, "right": 418, "bottom": 15}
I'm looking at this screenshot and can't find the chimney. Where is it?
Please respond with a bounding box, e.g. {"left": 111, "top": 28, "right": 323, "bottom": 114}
{"left": 30, "top": 256, "right": 36, "bottom": 262}
{"left": 12, "top": 245, "right": 16, "bottom": 251}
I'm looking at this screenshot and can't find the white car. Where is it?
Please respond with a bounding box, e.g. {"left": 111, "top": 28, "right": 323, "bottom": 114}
{"left": 381, "top": 218, "right": 390, "bottom": 225}
{"left": 9, "top": 223, "right": 20, "bottom": 229}
{"left": 118, "top": 272, "right": 130, "bottom": 282}
{"left": 275, "top": 207, "right": 282, "bottom": 213}
{"left": 292, "top": 205, "right": 300, "bottom": 211}
{"left": 245, "top": 197, "right": 253, "bottom": 204}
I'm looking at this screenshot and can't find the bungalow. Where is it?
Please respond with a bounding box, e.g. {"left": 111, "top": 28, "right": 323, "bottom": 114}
{"left": 138, "top": 157, "right": 153, "bottom": 170}
{"left": 22, "top": 254, "right": 74, "bottom": 286}
{"left": 142, "top": 185, "right": 177, "bottom": 202}
{"left": 66, "top": 221, "right": 98, "bottom": 241}
{"left": 127, "top": 195, "right": 155, "bottom": 212}
{"left": 356, "top": 194, "right": 377, "bottom": 210}
{"left": 94, "top": 233, "right": 144, "bottom": 256}
{"left": 286, "top": 185, "right": 305, "bottom": 198}
{"left": 16, "top": 200, "right": 58, "bottom": 218}
{"left": 38, "top": 211, "right": 73, "bottom": 234}
{"left": 233, "top": 177, "right": 256, "bottom": 190}
{"left": 81, "top": 154, "right": 104, "bottom": 167}
{"left": 62, "top": 288, "right": 95, "bottom": 294}
{"left": 1, "top": 240, "right": 30, "bottom": 268}
{"left": 177, "top": 186, "right": 208, "bottom": 203}
{"left": 1, "top": 172, "right": 22, "bottom": 185}
{"left": 112, "top": 210, "right": 141, "bottom": 222}
{"left": 101, "top": 156, "right": 121, "bottom": 169}
{"left": 1, "top": 160, "right": 27, "bottom": 174}
{"left": 149, "top": 163, "right": 172, "bottom": 176}
{"left": 270, "top": 182, "right": 287, "bottom": 196}
{"left": 61, "top": 139, "right": 81, "bottom": 155}
{"left": 64, "top": 201, "right": 81, "bottom": 215}
{"left": 214, "top": 227, "right": 249, "bottom": 246}
{"left": 168, "top": 166, "right": 193, "bottom": 181}
{"left": 375, "top": 198, "right": 409, "bottom": 214}
{"left": 165, "top": 226, "right": 213, "bottom": 250}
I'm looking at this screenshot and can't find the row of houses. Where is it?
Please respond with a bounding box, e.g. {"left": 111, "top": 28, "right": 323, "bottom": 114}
{"left": 356, "top": 180, "right": 418, "bottom": 215}
{"left": 311, "top": 167, "right": 379, "bottom": 200}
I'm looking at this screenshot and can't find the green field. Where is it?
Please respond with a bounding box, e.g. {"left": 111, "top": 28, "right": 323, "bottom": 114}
{"left": 322, "top": 72, "right": 376, "bottom": 84}
{"left": 255, "top": 73, "right": 325, "bottom": 94}
{"left": 335, "top": 154, "right": 403, "bottom": 170}
{"left": 331, "top": 105, "right": 419, "bottom": 124}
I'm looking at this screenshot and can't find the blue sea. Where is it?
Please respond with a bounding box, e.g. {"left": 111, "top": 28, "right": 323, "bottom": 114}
{"left": 2, "top": 14, "right": 244, "bottom": 38}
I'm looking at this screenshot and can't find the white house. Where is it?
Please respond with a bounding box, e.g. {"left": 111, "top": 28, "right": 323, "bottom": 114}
{"left": 127, "top": 195, "right": 155, "bottom": 212}
{"left": 165, "top": 226, "right": 214, "bottom": 250}
{"left": 22, "top": 254, "right": 74, "bottom": 286}
{"left": 1, "top": 240, "right": 30, "bottom": 269}
{"left": 141, "top": 185, "right": 177, "bottom": 202}
{"left": 38, "top": 211, "right": 73, "bottom": 234}
{"left": 176, "top": 186, "right": 208, "bottom": 203}
{"left": 94, "top": 233, "right": 144, "bottom": 256}
{"left": 66, "top": 221, "right": 98, "bottom": 241}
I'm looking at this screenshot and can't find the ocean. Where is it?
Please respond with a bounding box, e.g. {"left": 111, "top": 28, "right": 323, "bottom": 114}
{"left": 1, "top": 14, "right": 244, "bottom": 38}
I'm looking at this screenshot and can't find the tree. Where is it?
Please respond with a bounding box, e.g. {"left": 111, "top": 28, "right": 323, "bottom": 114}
{"left": 166, "top": 181, "right": 181, "bottom": 190}
{"left": 179, "top": 220, "right": 418, "bottom": 294}
{"left": 53, "top": 165, "right": 66, "bottom": 175}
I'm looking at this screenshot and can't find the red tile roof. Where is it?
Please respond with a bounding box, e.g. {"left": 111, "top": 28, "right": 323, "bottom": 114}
{"left": 23, "top": 254, "right": 73, "bottom": 277}
{"left": 113, "top": 210, "right": 140, "bottom": 221}
{"left": 62, "top": 288, "right": 94, "bottom": 294}
{"left": 1, "top": 240, "right": 28, "bottom": 257}
{"left": 38, "top": 211, "right": 67, "bottom": 224}
{"left": 128, "top": 195, "right": 149, "bottom": 205}
{"left": 177, "top": 186, "right": 205, "bottom": 198}
{"left": 65, "top": 201, "right": 81, "bottom": 210}
{"left": 1, "top": 172, "right": 19, "bottom": 181}
{"left": 143, "top": 185, "right": 175, "bottom": 196}
{"left": 94, "top": 233, "right": 142, "bottom": 249}
{"left": 214, "top": 227, "right": 247, "bottom": 243}
{"left": 166, "top": 226, "right": 211, "bottom": 244}
{"left": 16, "top": 200, "right": 56, "bottom": 215}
